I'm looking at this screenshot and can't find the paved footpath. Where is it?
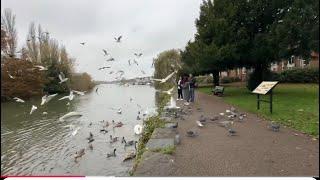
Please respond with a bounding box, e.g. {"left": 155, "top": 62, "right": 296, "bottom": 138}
{"left": 166, "top": 91, "right": 319, "bottom": 176}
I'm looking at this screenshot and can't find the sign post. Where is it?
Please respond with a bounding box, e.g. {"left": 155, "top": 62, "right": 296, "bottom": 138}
{"left": 252, "top": 81, "right": 278, "bottom": 113}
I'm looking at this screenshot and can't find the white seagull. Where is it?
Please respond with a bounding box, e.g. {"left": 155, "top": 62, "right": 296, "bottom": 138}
{"left": 59, "top": 111, "right": 82, "bottom": 121}
{"left": 41, "top": 93, "right": 58, "bottom": 105}
{"left": 13, "top": 97, "right": 25, "bottom": 103}
{"left": 34, "top": 65, "right": 48, "bottom": 71}
{"left": 58, "top": 72, "right": 68, "bottom": 84}
{"left": 59, "top": 91, "right": 74, "bottom": 101}
{"left": 196, "top": 120, "right": 204, "bottom": 127}
{"left": 72, "top": 90, "right": 86, "bottom": 96}
{"left": 134, "top": 124, "right": 143, "bottom": 135}
{"left": 30, "top": 105, "right": 37, "bottom": 115}
{"left": 8, "top": 74, "right": 15, "bottom": 79}
{"left": 151, "top": 71, "right": 177, "bottom": 84}
{"left": 160, "top": 87, "right": 174, "bottom": 95}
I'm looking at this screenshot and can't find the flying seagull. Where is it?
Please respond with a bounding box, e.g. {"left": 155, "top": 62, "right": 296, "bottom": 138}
{"left": 30, "top": 105, "right": 37, "bottom": 115}
{"left": 58, "top": 72, "right": 68, "bottom": 84}
{"left": 106, "top": 57, "right": 115, "bottom": 62}
{"left": 160, "top": 87, "right": 174, "bottom": 95}
{"left": 98, "top": 66, "right": 111, "bottom": 70}
{"left": 80, "top": 42, "right": 85, "bottom": 45}
{"left": 34, "top": 65, "right": 48, "bottom": 71}
{"left": 59, "top": 91, "right": 74, "bottom": 101}
{"left": 13, "top": 97, "right": 25, "bottom": 103}
{"left": 133, "top": 59, "right": 139, "bottom": 66}
{"left": 134, "top": 53, "right": 143, "bottom": 57}
{"left": 102, "top": 49, "right": 108, "bottom": 56}
{"left": 59, "top": 111, "right": 82, "bottom": 121}
{"left": 151, "top": 70, "right": 177, "bottom": 83}
{"left": 72, "top": 90, "right": 85, "bottom": 96}
{"left": 141, "top": 70, "right": 146, "bottom": 74}
{"left": 109, "top": 71, "right": 114, "bottom": 74}
{"left": 114, "top": 35, "right": 122, "bottom": 43}
{"left": 41, "top": 93, "right": 58, "bottom": 105}
{"left": 8, "top": 74, "right": 15, "bottom": 79}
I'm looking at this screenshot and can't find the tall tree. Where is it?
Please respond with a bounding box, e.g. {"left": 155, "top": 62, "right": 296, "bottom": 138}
{"left": 1, "top": 8, "right": 17, "bottom": 57}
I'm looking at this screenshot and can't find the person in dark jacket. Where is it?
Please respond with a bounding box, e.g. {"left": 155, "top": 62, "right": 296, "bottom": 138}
{"left": 182, "top": 76, "right": 190, "bottom": 105}
{"left": 177, "top": 76, "right": 183, "bottom": 100}
{"left": 188, "top": 74, "right": 196, "bottom": 103}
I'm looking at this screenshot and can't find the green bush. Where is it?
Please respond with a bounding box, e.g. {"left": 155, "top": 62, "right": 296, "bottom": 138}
{"left": 221, "top": 76, "right": 241, "bottom": 84}
{"left": 279, "top": 68, "right": 319, "bottom": 83}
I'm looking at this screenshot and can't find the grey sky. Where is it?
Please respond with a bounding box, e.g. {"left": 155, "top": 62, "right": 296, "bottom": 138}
{"left": 1, "top": 0, "right": 201, "bottom": 81}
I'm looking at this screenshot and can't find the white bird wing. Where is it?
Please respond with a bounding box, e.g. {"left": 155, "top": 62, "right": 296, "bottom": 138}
{"left": 163, "top": 71, "right": 176, "bottom": 82}
{"left": 45, "top": 94, "right": 57, "bottom": 103}
{"left": 58, "top": 74, "right": 63, "bottom": 81}
{"left": 41, "top": 95, "right": 47, "bottom": 105}
{"left": 196, "top": 121, "right": 204, "bottom": 127}
{"left": 59, "top": 96, "right": 69, "bottom": 100}
{"left": 14, "top": 97, "right": 25, "bottom": 103}
{"left": 151, "top": 78, "right": 163, "bottom": 82}
{"left": 30, "top": 105, "right": 37, "bottom": 114}
{"left": 73, "top": 90, "right": 85, "bottom": 95}
{"left": 168, "top": 87, "right": 174, "bottom": 93}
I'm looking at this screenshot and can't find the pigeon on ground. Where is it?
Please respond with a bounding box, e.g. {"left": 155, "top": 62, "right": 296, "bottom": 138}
{"left": 186, "top": 130, "right": 197, "bottom": 137}
{"left": 269, "top": 122, "right": 280, "bottom": 132}
{"left": 228, "top": 128, "right": 237, "bottom": 136}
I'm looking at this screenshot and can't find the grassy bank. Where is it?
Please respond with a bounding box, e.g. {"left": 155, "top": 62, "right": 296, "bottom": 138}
{"left": 198, "top": 83, "right": 319, "bottom": 136}
{"left": 130, "top": 92, "right": 170, "bottom": 175}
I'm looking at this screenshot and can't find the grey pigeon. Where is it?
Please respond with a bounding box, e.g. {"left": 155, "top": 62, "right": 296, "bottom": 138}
{"left": 228, "top": 128, "right": 237, "bottom": 136}
{"left": 186, "top": 130, "right": 197, "bottom": 137}
{"left": 269, "top": 122, "right": 280, "bottom": 132}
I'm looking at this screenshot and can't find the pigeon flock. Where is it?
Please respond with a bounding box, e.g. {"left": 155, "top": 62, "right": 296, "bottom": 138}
{"left": 183, "top": 106, "right": 281, "bottom": 138}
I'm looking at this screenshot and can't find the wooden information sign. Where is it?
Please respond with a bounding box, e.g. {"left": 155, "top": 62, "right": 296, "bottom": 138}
{"left": 252, "top": 81, "right": 279, "bottom": 113}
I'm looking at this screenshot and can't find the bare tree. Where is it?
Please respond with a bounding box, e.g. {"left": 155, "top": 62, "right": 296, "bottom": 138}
{"left": 1, "top": 8, "right": 17, "bottom": 57}
{"left": 26, "top": 22, "right": 39, "bottom": 63}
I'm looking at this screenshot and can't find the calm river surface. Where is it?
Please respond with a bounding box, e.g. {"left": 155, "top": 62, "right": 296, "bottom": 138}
{"left": 1, "top": 84, "right": 157, "bottom": 176}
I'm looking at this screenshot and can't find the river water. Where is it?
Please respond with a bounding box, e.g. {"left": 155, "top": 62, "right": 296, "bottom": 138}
{"left": 1, "top": 84, "right": 158, "bottom": 176}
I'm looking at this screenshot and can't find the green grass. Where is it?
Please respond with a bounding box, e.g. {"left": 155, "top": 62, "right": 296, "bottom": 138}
{"left": 151, "top": 146, "right": 176, "bottom": 155}
{"left": 198, "top": 83, "right": 319, "bottom": 136}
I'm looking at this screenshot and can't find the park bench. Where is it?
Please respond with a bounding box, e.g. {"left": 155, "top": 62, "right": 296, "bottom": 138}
{"left": 212, "top": 86, "right": 224, "bottom": 96}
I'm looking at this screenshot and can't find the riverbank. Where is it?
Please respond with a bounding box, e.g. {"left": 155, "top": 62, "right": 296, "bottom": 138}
{"left": 133, "top": 91, "right": 319, "bottom": 176}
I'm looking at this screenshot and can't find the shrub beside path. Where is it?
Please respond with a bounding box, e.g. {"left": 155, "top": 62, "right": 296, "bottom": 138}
{"left": 166, "top": 91, "right": 319, "bottom": 176}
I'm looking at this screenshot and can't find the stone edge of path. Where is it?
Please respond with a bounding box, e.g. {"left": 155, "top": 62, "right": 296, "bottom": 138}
{"left": 133, "top": 120, "right": 179, "bottom": 176}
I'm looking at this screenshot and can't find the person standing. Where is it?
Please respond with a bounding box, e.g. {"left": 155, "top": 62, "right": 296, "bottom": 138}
{"left": 189, "top": 74, "right": 196, "bottom": 103}
{"left": 182, "top": 76, "right": 190, "bottom": 105}
{"left": 177, "top": 76, "right": 183, "bottom": 100}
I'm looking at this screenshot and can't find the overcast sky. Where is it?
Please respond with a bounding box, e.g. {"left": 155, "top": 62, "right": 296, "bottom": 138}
{"left": 1, "top": 0, "right": 201, "bottom": 81}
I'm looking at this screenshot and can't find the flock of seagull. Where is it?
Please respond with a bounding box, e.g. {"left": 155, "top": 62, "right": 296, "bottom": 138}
{"left": 79, "top": 35, "right": 151, "bottom": 82}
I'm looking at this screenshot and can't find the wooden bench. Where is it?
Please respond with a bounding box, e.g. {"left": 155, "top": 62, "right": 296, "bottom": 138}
{"left": 212, "top": 86, "right": 224, "bottom": 96}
